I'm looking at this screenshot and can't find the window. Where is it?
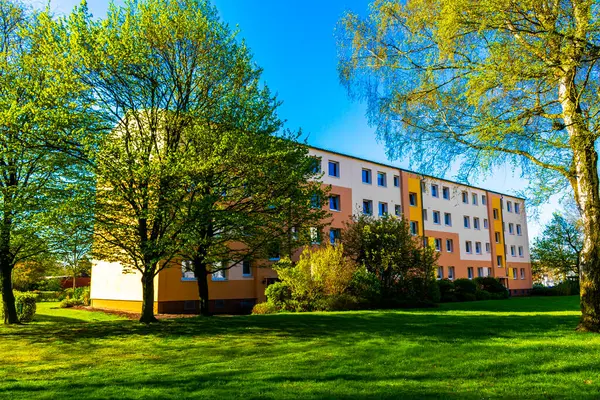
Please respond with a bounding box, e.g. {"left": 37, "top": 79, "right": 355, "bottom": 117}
{"left": 363, "top": 200, "right": 373, "bottom": 215}
{"left": 485, "top": 242, "right": 491, "bottom": 253}
{"left": 329, "top": 228, "right": 341, "bottom": 244}
{"left": 463, "top": 216, "right": 470, "bottom": 229}
{"left": 310, "top": 157, "right": 321, "bottom": 173}
{"left": 409, "top": 192, "right": 417, "bottom": 206}
{"left": 442, "top": 186, "right": 450, "bottom": 200}
{"left": 444, "top": 212, "right": 452, "bottom": 226}
{"left": 512, "top": 268, "right": 518, "bottom": 280}
{"left": 410, "top": 221, "right": 419, "bottom": 235}
{"left": 448, "top": 267, "right": 455, "bottom": 280}
{"left": 434, "top": 238, "right": 442, "bottom": 251}
{"left": 474, "top": 217, "right": 480, "bottom": 230}
{"left": 181, "top": 260, "right": 195, "bottom": 280}
{"left": 422, "top": 209, "right": 428, "bottom": 221}
{"left": 483, "top": 218, "right": 489, "bottom": 229}
{"left": 446, "top": 239, "right": 453, "bottom": 252}
{"left": 433, "top": 211, "right": 441, "bottom": 224}
{"left": 377, "top": 172, "right": 387, "bottom": 187}
{"left": 212, "top": 261, "right": 228, "bottom": 281}
{"left": 508, "top": 223, "right": 514, "bottom": 235}
{"left": 497, "top": 255, "right": 503, "bottom": 268}
{"left": 362, "top": 168, "right": 372, "bottom": 184}
{"left": 310, "top": 227, "right": 320, "bottom": 244}
{"left": 465, "top": 241, "right": 472, "bottom": 253}
{"left": 431, "top": 184, "right": 439, "bottom": 197}
{"left": 311, "top": 194, "right": 320, "bottom": 209}
{"left": 393, "top": 175, "right": 399, "bottom": 187}
{"left": 328, "top": 161, "right": 339, "bottom": 177}
{"left": 515, "top": 203, "right": 520, "bottom": 214}
{"left": 437, "top": 266, "right": 444, "bottom": 280}
{"left": 518, "top": 246, "right": 524, "bottom": 257}
{"left": 472, "top": 193, "right": 478, "bottom": 205}
{"left": 482, "top": 195, "right": 487, "bottom": 205}
{"left": 242, "top": 260, "right": 252, "bottom": 277}
{"left": 395, "top": 204, "right": 401, "bottom": 216}
{"left": 516, "top": 224, "right": 522, "bottom": 235}
{"left": 495, "top": 232, "right": 501, "bottom": 243}
{"left": 329, "top": 195, "right": 340, "bottom": 211}
{"left": 379, "top": 202, "right": 388, "bottom": 216}
{"left": 477, "top": 267, "right": 484, "bottom": 277}
{"left": 462, "top": 191, "right": 468, "bottom": 204}
{"left": 507, "top": 201, "right": 513, "bottom": 212}
{"left": 493, "top": 208, "right": 499, "bottom": 220}
{"left": 473, "top": 241, "right": 481, "bottom": 254}
{"left": 468, "top": 267, "right": 474, "bottom": 279}
{"left": 510, "top": 245, "right": 516, "bottom": 257}
{"left": 520, "top": 268, "right": 525, "bottom": 280}
{"left": 268, "top": 243, "right": 280, "bottom": 261}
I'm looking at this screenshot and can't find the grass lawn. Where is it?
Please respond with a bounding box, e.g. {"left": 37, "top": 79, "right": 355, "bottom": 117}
{"left": 1, "top": 296, "right": 599, "bottom": 399}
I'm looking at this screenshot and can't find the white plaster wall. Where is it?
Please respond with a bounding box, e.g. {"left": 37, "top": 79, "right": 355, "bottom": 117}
{"left": 91, "top": 260, "right": 158, "bottom": 301}
{"left": 502, "top": 197, "right": 531, "bottom": 262}
{"left": 421, "top": 178, "right": 492, "bottom": 262}
{"left": 309, "top": 148, "right": 402, "bottom": 216}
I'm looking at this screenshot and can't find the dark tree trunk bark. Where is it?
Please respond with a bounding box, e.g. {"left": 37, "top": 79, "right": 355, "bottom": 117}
{"left": 1, "top": 264, "right": 18, "bottom": 324}
{"left": 140, "top": 270, "right": 158, "bottom": 323}
{"left": 193, "top": 253, "right": 211, "bottom": 316}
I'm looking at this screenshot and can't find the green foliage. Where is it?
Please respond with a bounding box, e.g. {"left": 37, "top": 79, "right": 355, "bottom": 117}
{"left": 264, "top": 282, "right": 291, "bottom": 311}
{"left": 474, "top": 277, "right": 509, "bottom": 296}
{"left": 251, "top": 302, "right": 278, "bottom": 315}
{"left": 348, "top": 266, "right": 382, "bottom": 306}
{"left": 60, "top": 298, "right": 85, "bottom": 309}
{"left": 343, "top": 214, "right": 439, "bottom": 303}
{"left": 272, "top": 244, "right": 358, "bottom": 312}
{"left": 475, "top": 290, "right": 492, "bottom": 301}
{"left": 531, "top": 281, "right": 580, "bottom": 297}
{"left": 32, "top": 291, "right": 61, "bottom": 302}
{"left": 531, "top": 212, "right": 582, "bottom": 282}
{"left": 1, "top": 292, "right": 38, "bottom": 322}
{"left": 453, "top": 279, "right": 478, "bottom": 302}
{"left": 437, "top": 279, "right": 456, "bottom": 302}
{"left": 35, "top": 277, "right": 63, "bottom": 292}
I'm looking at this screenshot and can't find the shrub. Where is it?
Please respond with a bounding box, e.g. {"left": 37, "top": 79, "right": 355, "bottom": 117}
{"left": 475, "top": 289, "right": 492, "bottom": 300}
{"left": 437, "top": 279, "right": 456, "bottom": 302}
{"left": 74, "top": 287, "right": 91, "bottom": 306}
{"left": 60, "top": 298, "right": 84, "bottom": 308}
{"left": 252, "top": 302, "right": 278, "bottom": 315}
{"left": 531, "top": 281, "right": 579, "bottom": 296}
{"left": 315, "top": 293, "right": 360, "bottom": 311}
{"left": 474, "top": 277, "right": 508, "bottom": 294}
{"left": 0, "top": 291, "right": 38, "bottom": 322}
{"left": 36, "top": 277, "right": 63, "bottom": 292}
{"left": 32, "top": 291, "right": 62, "bottom": 302}
{"left": 454, "top": 279, "right": 477, "bottom": 301}
{"left": 348, "top": 267, "right": 381, "bottom": 305}
{"left": 274, "top": 244, "right": 357, "bottom": 311}
{"left": 265, "top": 281, "right": 291, "bottom": 310}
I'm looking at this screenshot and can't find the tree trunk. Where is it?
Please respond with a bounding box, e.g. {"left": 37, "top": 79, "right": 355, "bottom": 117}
{"left": 0, "top": 264, "right": 18, "bottom": 324}
{"left": 140, "top": 271, "right": 158, "bottom": 323}
{"left": 193, "top": 255, "right": 211, "bottom": 316}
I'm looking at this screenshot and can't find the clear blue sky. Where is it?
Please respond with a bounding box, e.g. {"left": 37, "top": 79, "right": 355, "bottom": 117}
{"left": 28, "top": 0, "right": 562, "bottom": 239}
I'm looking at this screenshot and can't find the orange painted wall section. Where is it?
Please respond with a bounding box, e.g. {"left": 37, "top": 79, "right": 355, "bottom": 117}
{"left": 328, "top": 184, "right": 353, "bottom": 229}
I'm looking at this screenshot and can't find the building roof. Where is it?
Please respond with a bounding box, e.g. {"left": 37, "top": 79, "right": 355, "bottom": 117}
{"left": 308, "top": 145, "right": 526, "bottom": 201}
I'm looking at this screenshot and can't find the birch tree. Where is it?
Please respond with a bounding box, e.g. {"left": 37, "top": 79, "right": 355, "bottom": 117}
{"left": 337, "top": 0, "right": 600, "bottom": 331}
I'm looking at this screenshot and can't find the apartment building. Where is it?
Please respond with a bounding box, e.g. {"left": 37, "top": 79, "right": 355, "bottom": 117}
{"left": 90, "top": 146, "right": 532, "bottom": 314}
{"left": 312, "top": 146, "right": 532, "bottom": 295}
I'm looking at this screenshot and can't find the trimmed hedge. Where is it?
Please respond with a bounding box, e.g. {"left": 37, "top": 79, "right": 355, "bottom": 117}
{"left": 436, "top": 277, "right": 508, "bottom": 302}
{"left": 252, "top": 302, "right": 278, "bottom": 315}
{"left": 531, "top": 281, "right": 579, "bottom": 296}
{"left": 0, "top": 291, "right": 38, "bottom": 322}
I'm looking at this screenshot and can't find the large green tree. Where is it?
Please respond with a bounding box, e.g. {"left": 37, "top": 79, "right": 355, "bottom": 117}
{"left": 532, "top": 212, "right": 583, "bottom": 282}
{"left": 182, "top": 129, "right": 328, "bottom": 316}
{"left": 337, "top": 0, "right": 600, "bottom": 331}
{"left": 0, "top": 1, "right": 92, "bottom": 323}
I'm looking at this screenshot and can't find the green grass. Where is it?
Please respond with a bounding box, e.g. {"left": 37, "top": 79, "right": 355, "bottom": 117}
{"left": 1, "top": 296, "right": 599, "bottom": 399}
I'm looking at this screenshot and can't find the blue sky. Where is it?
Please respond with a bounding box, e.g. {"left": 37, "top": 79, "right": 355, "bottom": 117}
{"left": 28, "top": 0, "right": 562, "bottom": 239}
